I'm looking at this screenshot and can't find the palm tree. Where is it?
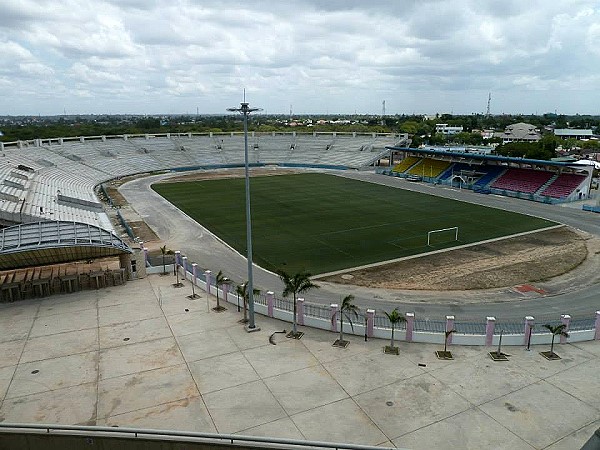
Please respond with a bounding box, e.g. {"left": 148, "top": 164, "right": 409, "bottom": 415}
{"left": 277, "top": 270, "right": 319, "bottom": 338}
{"left": 236, "top": 282, "right": 261, "bottom": 323}
{"left": 384, "top": 308, "right": 407, "bottom": 354}
{"left": 443, "top": 329, "right": 455, "bottom": 354}
{"left": 214, "top": 270, "right": 230, "bottom": 312}
{"left": 543, "top": 323, "right": 569, "bottom": 356}
{"left": 333, "top": 295, "right": 359, "bottom": 346}
{"left": 159, "top": 245, "right": 173, "bottom": 275}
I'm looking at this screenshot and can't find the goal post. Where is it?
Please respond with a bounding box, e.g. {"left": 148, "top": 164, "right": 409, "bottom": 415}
{"left": 427, "top": 226, "right": 459, "bottom": 247}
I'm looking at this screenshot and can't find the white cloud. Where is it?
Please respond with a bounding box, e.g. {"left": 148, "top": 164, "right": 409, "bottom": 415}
{"left": 0, "top": 0, "right": 598, "bottom": 115}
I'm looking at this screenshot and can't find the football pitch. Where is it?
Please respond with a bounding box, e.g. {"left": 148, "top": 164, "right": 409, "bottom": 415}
{"left": 152, "top": 173, "right": 556, "bottom": 275}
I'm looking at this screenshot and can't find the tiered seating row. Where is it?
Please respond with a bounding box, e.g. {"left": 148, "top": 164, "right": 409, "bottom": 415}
{"left": 1, "top": 134, "right": 399, "bottom": 229}
{"left": 490, "top": 168, "right": 554, "bottom": 194}
{"left": 541, "top": 173, "right": 587, "bottom": 198}
{"left": 407, "top": 158, "right": 451, "bottom": 178}
{"left": 392, "top": 156, "right": 420, "bottom": 173}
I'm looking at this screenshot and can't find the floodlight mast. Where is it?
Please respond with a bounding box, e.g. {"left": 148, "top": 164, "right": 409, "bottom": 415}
{"left": 227, "top": 99, "right": 262, "bottom": 330}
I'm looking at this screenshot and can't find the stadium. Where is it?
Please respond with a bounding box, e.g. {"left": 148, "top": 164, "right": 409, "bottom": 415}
{"left": 1, "top": 131, "right": 600, "bottom": 448}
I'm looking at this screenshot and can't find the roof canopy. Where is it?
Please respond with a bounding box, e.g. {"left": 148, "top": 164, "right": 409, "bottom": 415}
{"left": 0, "top": 221, "right": 132, "bottom": 270}
{"left": 387, "top": 146, "right": 581, "bottom": 168}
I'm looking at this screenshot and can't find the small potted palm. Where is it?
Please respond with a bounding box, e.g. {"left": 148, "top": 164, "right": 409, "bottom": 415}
{"left": 383, "top": 308, "right": 406, "bottom": 355}
{"left": 435, "top": 329, "right": 455, "bottom": 360}
{"left": 332, "top": 295, "right": 359, "bottom": 348}
{"left": 540, "top": 323, "right": 569, "bottom": 360}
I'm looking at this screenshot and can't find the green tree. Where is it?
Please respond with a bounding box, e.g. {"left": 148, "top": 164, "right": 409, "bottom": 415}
{"left": 214, "top": 270, "right": 230, "bottom": 312}
{"left": 236, "top": 281, "right": 260, "bottom": 323}
{"left": 450, "top": 132, "right": 473, "bottom": 144}
{"left": 428, "top": 132, "right": 446, "bottom": 145}
{"left": 399, "top": 121, "right": 419, "bottom": 135}
{"left": 334, "top": 295, "right": 359, "bottom": 344}
{"left": 277, "top": 270, "right": 319, "bottom": 338}
{"left": 543, "top": 323, "right": 569, "bottom": 356}
{"left": 384, "top": 308, "right": 407, "bottom": 352}
{"left": 582, "top": 140, "right": 600, "bottom": 150}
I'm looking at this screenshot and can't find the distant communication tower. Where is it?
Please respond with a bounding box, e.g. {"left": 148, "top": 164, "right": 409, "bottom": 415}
{"left": 381, "top": 100, "right": 386, "bottom": 125}
{"left": 289, "top": 104, "right": 293, "bottom": 121}
{"left": 486, "top": 93, "right": 491, "bottom": 117}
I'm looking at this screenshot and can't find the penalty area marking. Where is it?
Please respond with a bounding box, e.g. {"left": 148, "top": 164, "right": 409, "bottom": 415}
{"left": 311, "top": 224, "right": 564, "bottom": 280}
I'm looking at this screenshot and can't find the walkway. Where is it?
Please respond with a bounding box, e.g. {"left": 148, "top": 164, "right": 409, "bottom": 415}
{"left": 1, "top": 275, "right": 599, "bottom": 449}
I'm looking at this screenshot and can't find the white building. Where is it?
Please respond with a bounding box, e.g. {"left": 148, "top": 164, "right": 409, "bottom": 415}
{"left": 435, "top": 123, "right": 464, "bottom": 135}
{"left": 554, "top": 129, "right": 594, "bottom": 140}
{"left": 495, "top": 122, "right": 541, "bottom": 143}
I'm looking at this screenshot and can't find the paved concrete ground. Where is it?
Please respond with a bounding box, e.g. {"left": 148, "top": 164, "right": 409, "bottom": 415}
{"left": 1, "top": 275, "right": 599, "bottom": 449}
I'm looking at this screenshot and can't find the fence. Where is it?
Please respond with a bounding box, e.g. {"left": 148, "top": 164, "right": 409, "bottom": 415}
{"left": 161, "top": 250, "right": 600, "bottom": 347}
{"left": 115, "top": 210, "right": 135, "bottom": 240}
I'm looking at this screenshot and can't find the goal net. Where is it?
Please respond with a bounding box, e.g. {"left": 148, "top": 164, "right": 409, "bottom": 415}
{"left": 427, "top": 227, "right": 459, "bottom": 247}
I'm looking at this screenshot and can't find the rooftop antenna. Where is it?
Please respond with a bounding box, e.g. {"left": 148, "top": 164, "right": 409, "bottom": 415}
{"left": 486, "top": 93, "right": 491, "bottom": 118}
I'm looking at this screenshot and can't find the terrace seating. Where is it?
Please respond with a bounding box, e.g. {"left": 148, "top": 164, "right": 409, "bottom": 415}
{"left": 541, "top": 173, "right": 587, "bottom": 198}
{"left": 0, "top": 133, "right": 414, "bottom": 230}
{"left": 472, "top": 165, "right": 506, "bottom": 188}
{"left": 407, "top": 158, "right": 451, "bottom": 178}
{"left": 490, "top": 168, "right": 554, "bottom": 194}
{"left": 392, "top": 156, "right": 420, "bottom": 173}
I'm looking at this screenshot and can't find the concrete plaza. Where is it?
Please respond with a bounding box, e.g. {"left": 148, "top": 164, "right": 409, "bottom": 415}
{"left": 0, "top": 274, "right": 599, "bottom": 449}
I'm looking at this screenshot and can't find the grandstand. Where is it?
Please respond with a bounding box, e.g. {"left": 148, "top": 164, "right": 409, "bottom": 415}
{"left": 383, "top": 147, "right": 593, "bottom": 203}
{"left": 0, "top": 132, "right": 404, "bottom": 294}
{"left": 406, "top": 158, "right": 452, "bottom": 178}
{"left": 490, "top": 168, "right": 554, "bottom": 194}
{"left": 541, "top": 173, "right": 588, "bottom": 199}
{"left": 0, "top": 132, "right": 401, "bottom": 231}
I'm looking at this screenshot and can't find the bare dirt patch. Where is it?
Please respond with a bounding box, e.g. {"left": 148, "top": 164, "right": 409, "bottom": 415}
{"left": 128, "top": 221, "right": 159, "bottom": 243}
{"left": 154, "top": 167, "right": 307, "bottom": 183}
{"left": 320, "top": 227, "right": 589, "bottom": 290}
{"left": 105, "top": 187, "right": 128, "bottom": 207}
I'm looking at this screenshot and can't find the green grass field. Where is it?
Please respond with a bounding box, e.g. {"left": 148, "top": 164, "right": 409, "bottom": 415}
{"left": 152, "top": 173, "right": 556, "bottom": 275}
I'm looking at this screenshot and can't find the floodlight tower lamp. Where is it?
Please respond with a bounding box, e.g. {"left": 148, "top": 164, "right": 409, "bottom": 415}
{"left": 227, "top": 97, "right": 262, "bottom": 331}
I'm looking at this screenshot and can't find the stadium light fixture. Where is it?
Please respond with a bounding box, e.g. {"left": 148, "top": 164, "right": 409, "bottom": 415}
{"left": 227, "top": 94, "right": 262, "bottom": 331}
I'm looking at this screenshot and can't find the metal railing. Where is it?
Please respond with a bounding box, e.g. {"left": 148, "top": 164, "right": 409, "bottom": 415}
{"left": 304, "top": 303, "right": 333, "bottom": 320}
{"left": 152, "top": 253, "right": 599, "bottom": 342}
{"left": 0, "top": 423, "right": 399, "bottom": 450}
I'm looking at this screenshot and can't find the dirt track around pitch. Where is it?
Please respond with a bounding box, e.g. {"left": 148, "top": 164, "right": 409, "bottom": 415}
{"left": 142, "top": 168, "right": 592, "bottom": 292}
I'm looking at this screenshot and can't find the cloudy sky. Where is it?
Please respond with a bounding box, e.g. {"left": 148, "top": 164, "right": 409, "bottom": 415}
{"left": 1, "top": 0, "right": 599, "bottom": 116}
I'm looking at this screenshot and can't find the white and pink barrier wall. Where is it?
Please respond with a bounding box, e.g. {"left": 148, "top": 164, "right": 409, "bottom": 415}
{"left": 160, "top": 255, "right": 600, "bottom": 347}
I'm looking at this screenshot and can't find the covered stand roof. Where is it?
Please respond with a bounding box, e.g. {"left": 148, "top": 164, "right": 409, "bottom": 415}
{"left": 0, "top": 221, "right": 132, "bottom": 270}
{"left": 387, "top": 146, "right": 585, "bottom": 169}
